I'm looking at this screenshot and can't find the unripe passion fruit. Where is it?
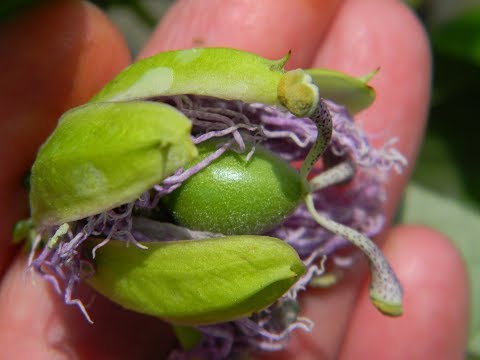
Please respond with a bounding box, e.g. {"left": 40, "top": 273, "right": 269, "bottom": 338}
{"left": 163, "top": 141, "right": 308, "bottom": 235}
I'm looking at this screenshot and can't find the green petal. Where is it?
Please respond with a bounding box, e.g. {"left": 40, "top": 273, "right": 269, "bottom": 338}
{"left": 306, "top": 68, "right": 377, "bottom": 114}
{"left": 87, "top": 236, "right": 306, "bottom": 325}
{"left": 30, "top": 101, "right": 197, "bottom": 226}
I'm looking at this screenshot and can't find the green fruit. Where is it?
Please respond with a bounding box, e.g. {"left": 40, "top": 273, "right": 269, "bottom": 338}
{"left": 164, "top": 141, "right": 308, "bottom": 235}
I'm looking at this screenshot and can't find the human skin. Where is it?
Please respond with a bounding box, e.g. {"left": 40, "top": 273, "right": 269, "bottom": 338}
{"left": 0, "top": 0, "right": 469, "bottom": 359}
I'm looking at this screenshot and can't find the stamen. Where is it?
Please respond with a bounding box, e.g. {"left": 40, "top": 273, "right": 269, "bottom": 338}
{"left": 309, "top": 160, "right": 356, "bottom": 192}
{"left": 304, "top": 193, "right": 403, "bottom": 316}
{"left": 46, "top": 223, "right": 69, "bottom": 249}
{"left": 300, "top": 99, "right": 333, "bottom": 179}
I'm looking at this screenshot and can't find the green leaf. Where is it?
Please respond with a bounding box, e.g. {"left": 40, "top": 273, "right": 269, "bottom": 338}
{"left": 30, "top": 101, "right": 197, "bottom": 226}
{"left": 305, "top": 68, "right": 376, "bottom": 114}
{"left": 432, "top": 8, "right": 480, "bottom": 65}
{"left": 400, "top": 183, "right": 480, "bottom": 356}
{"left": 87, "top": 235, "right": 306, "bottom": 325}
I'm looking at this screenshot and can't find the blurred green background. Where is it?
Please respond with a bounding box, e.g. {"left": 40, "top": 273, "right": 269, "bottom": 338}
{"left": 1, "top": 0, "right": 479, "bottom": 358}
{"left": 404, "top": 1, "right": 480, "bottom": 358}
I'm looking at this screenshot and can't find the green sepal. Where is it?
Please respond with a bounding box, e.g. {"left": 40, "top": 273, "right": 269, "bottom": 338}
{"left": 86, "top": 235, "right": 306, "bottom": 325}
{"left": 305, "top": 68, "right": 377, "bottom": 114}
{"left": 12, "top": 218, "right": 34, "bottom": 244}
{"left": 12, "top": 218, "right": 40, "bottom": 251}
{"left": 173, "top": 325, "right": 203, "bottom": 350}
{"left": 90, "top": 48, "right": 286, "bottom": 106}
{"left": 30, "top": 101, "right": 197, "bottom": 226}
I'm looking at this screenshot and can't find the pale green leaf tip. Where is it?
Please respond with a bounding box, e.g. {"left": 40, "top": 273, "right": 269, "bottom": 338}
{"left": 370, "top": 295, "right": 403, "bottom": 317}
{"left": 291, "top": 260, "right": 307, "bottom": 278}
{"left": 358, "top": 67, "right": 380, "bottom": 83}
{"left": 270, "top": 50, "right": 291, "bottom": 71}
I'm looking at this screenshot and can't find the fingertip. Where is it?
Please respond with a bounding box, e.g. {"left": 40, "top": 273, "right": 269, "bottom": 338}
{"left": 139, "top": 0, "right": 340, "bottom": 68}
{"left": 0, "top": 255, "right": 175, "bottom": 359}
{"left": 61, "top": 1, "right": 132, "bottom": 108}
{"left": 340, "top": 225, "right": 469, "bottom": 360}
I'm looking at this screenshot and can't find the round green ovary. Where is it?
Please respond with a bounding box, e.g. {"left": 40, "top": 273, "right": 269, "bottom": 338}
{"left": 164, "top": 142, "right": 306, "bottom": 235}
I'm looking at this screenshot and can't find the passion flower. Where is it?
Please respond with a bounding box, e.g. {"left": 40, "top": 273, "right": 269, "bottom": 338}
{"left": 18, "top": 48, "right": 407, "bottom": 358}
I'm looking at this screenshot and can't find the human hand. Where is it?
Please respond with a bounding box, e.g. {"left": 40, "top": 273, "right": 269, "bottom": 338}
{"left": 0, "top": 1, "right": 469, "bottom": 359}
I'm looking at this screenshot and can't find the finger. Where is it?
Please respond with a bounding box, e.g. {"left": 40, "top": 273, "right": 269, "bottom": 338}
{"left": 139, "top": 0, "right": 341, "bottom": 68}
{"left": 0, "top": 0, "right": 130, "bottom": 274}
{"left": 263, "top": 1, "right": 432, "bottom": 359}
{"left": 0, "top": 254, "right": 176, "bottom": 359}
{"left": 312, "top": 0, "right": 431, "bottom": 218}
{"left": 340, "top": 226, "right": 469, "bottom": 359}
